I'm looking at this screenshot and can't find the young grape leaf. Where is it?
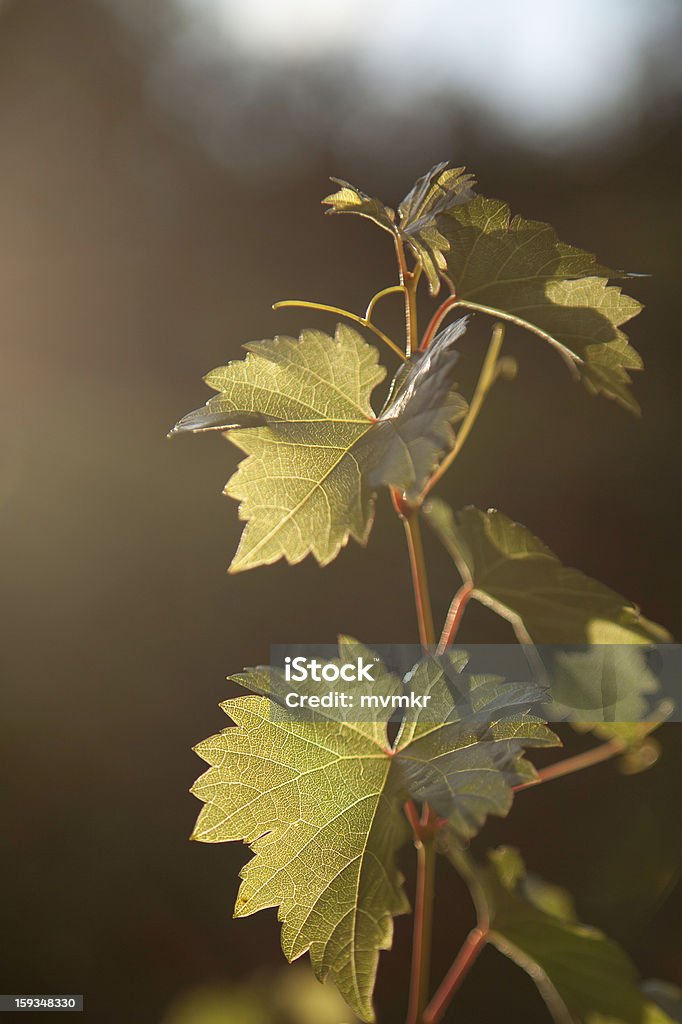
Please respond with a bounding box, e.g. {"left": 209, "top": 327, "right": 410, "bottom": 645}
{"left": 191, "top": 645, "right": 557, "bottom": 1021}
{"left": 323, "top": 163, "right": 476, "bottom": 294}
{"left": 171, "top": 324, "right": 467, "bottom": 572}
{"left": 322, "top": 179, "right": 396, "bottom": 234}
{"left": 438, "top": 194, "right": 644, "bottom": 412}
{"left": 397, "top": 163, "right": 477, "bottom": 293}
{"left": 476, "top": 846, "right": 676, "bottom": 1024}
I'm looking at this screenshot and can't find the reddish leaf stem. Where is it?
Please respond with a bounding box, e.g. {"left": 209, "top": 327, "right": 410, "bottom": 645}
{"left": 404, "top": 804, "right": 441, "bottom": 1024}
{"left": 419, "top": 293, "right": 459, "bottom": 351}
{"left": 406, "top": 827, "right": 437, "bottom": 1024}
{"left": 436, "top": 582, "right": 474, "bottom": 654}
{"left": 514, "top": 736, "right": 627, "bottom": 792}
{"left": 393, "top": 490, "right": 436, "bottom": 648}
{"left": 422, "top": 926, "right": 489, "bottom": 1024}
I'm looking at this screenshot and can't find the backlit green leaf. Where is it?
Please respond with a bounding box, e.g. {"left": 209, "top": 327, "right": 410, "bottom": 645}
{"left": 479, "top": 847, "right": 673, "bottom": 1024}
{"left": 172, "top": 324, "right": 466, "bottom": 572}
{"left": 424, "top": 500, "right": 669, "bottom": 645}
{"left": 438, "top": 194, "right": 644, "bottom": 411}
{"left": 424, "top": 501, "right": 671, "bottom": 741}
{"left": 191, "top": 647, "right": 556, "bottom": 1020}
{"left": 322, "top": 179, "right": 396, "bottom": 234}
{"left": 553, "top": 646, "right": 672, "bottom": 752}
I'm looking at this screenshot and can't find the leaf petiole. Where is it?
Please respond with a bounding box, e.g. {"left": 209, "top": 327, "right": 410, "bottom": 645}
{"left": 419, "top": 293, "right": 459, "bottom": 351}
{"left": 514, "top": 736, "right": 627, "bottom": 792}
{"left": 450, "top": 298, "right": 581, "bottom": 373}
{"left": 272, "top": 299, "right": 406, "bottom": 361}
{"left": 364, "top": 284, "right": 406, "bottom": 321}
{"left": 422, "top": 846, "right": 491, "bottom": 1024}
{"left": 392, "top": 490, "right": 436, "bottom": 648}
{"left": 436, "top": 582, "right": 474, "bottom": 655}
{"left": 420, "top": 322, "right": 506, "bottom": 502}
{"left": 423, "top": 927, "right": 488, "bottom": 1024}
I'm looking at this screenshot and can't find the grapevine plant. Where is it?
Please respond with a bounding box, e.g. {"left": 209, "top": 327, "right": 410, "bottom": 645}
{"left": 172, "top": 165, "right": 677, "bottom": 1024}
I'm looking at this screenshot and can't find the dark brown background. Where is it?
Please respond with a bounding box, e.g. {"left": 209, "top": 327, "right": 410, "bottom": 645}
{"left": 1, "top": 1, "right": 680, "bottom": 1021}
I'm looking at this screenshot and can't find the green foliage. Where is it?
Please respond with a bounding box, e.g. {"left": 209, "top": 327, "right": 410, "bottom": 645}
{"left": 191, "top": 645, "right": 557, "bottom": 1021}
{"left": 324, "top": 163, "right": 476, "bottom": 293}
{"left": 173, "top": 324, "right": 466, "bottom": 571}
{"left": 424, "top": 500, "right": 668, "bottom": 646}
{"left": 423, "top": 500, "right": 670, "bottom": 746}
{"left": 176, "top": 164, "right": 673, "bottom": 1024}
{"left": 326, "top": 165, "right": 644, "bottom": 410}
{"left": 438, "top": 195, "right": 643, "bottom": 412}
{"left": 477, "top": 847, "right": 677, "bottom": 1024}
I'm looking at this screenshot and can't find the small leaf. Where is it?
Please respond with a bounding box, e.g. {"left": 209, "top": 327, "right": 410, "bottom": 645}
{"left": 439, "top": 194, "right": 644, "bottom": 411}
{"left": 172, "top": 325, "right": 467, "bottom": 572}
{"left": 397, "top": 163, "right": 477, "bottom": 294}
{"left": 322, "top": 164, "right": 476, "bottom": 294}
{"left": 191, "top": 647, "right": 556, "bottom": 1020}
{"left": 424, "top": 500, "right": 670, "bottom": 645}
{"left": 322, "top": 179, "right": 396, "bottom": 234}
{"left": 481, "top": 846, "right": 662, "bottom": 1024}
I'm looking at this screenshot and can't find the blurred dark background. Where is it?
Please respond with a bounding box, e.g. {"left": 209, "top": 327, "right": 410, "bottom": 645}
{"left": 1, "top": 1, "right": 681, "bottom": 1021}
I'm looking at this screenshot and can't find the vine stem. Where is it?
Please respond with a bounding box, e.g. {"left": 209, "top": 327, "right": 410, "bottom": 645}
{"left": 419, "top": 293, "right": 459, "bottom": 351}
{"left": 514, "top": 736, "right": 626, "bottom": 792}
{"left": 392, "top": 490, "right": 436, "bottom": 648}
{"left": 406, "top": 805, "right": 438, "bottom": 1024}
{"left": 272, "top": 299, "right": 406, "bottom": 361}
{"left": 422, "top": 926, "right": 488, "bottom": 1024}
{"left": 436, "top": 582, "right": 474, "bottom": 655}
{"left": 420, "top": 322, "right": 505, "bottom": 502}
{"left": 394, "top": 237, "right": 421, "bottom": 356}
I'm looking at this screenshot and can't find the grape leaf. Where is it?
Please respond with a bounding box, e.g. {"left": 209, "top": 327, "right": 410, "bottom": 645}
{"left": 438, "top": 194, "right": 644, "bottom": 412}
{"left": 323, "top": 163, "right": 476, "bottom": 294}
{"left": 424, "top": 501, "right": 671, "bottom": 742}
{"left": 171, "top": 324, "right": 467, "bottom": 572}
{"left": 321, "top": 178, "right": 396, "bottom": 235}
{"left": 424, "top": 500, "right": 669, "bottom": 646}
{"left": 397, "top": 163, "right": 477, "bottom": 293}
{"left": 391, "top": 654, "right": 558, "bottom": 837}
{"left": 477, "top": 846, "right": 674, "bottom": 1024}
{"left": 553, "top": 646, "right": 673, "bottom": 752}
{"left": 191, "top": 645, "right": 557, "bottom": 1021}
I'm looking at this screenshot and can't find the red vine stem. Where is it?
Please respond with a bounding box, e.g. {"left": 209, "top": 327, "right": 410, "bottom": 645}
{"left": 392, "top": 490, "right": 436, "bottom": 648}
{"left": 514, "top": 736, "right": 627, "bottom": 791}
{"left": 422, "top": 926, "right": 489, "bottom": 1024}
{"left": 406, "top": 806, "right": 438, "bottom": 1024}
{"left": 419, "top": 293, "right": 458, "bottom": 351}
{"left": 436, "top": 582, "right": 474, "bottom": 654}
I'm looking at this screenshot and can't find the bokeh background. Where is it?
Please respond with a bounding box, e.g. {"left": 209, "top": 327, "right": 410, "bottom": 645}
{"left": 1, "top": 1, "right": 681, "bottom": 1021}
